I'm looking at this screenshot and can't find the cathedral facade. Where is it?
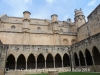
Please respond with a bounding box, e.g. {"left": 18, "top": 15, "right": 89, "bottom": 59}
{"left": 0, "top": 4, "right": 100, "bottom": 75}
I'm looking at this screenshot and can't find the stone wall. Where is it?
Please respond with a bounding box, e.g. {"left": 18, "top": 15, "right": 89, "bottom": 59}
{"left": 6, "top": 45, "right": 69, "bottom": 61}
{"left": 71, "top": 32, "right": 100, "bottom": 71}
{"left": 0, "top": 32, "right": 76, "bottom": 45}
{"left": 77, "top": 4, "right": 100, "bottom": 41}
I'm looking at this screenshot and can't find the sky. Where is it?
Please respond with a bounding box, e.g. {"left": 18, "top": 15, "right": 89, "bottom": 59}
{"left": 0, "top": 0, "right": 100, "bottom": 22}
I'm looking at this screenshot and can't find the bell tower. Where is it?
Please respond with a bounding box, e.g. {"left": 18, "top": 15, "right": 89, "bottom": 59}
{"left": 74, "top": 9, "right": 86, "bottom": 28}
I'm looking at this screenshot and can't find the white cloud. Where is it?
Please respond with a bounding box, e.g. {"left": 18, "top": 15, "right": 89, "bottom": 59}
{"left": 46, "top": 0, "right": 55, "bottom": 4}
{"left": 25, "top": 0, "right": 32, "bottom": 4}
{"left": 88, "top": 0, "right": 96, "bottom": 6}
{"left": 63, "top": 15, "right": 69, "bottom": 21}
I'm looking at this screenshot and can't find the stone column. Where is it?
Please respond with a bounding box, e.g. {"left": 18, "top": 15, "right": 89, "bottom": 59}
{"left": 15, "top": 62, "right": 17, "bottom": 70}
{"left": 71, "top": 49, "right": 76, "bottom": 69}
{"left": 91, "top": 55, "right": 95, "bottom": 65}
{"left": 35, "top": 61, "right": 37, "bottom": 69}
{"left": 84, "top": 56, "right": 88, "bottom": 71}
{"left": 62, "top": 60, "right": 63, "bottom": 67}
{"left": 70, "top": 52, "right": 74, "bottom": 69}
{"left": 53, "top": 59, "right": 55, "bottom": 68}
{"left": 78, "top": 57, "right": 82, "bottom": 71}
{"left": 78, "top": 57, "right": 81, "bottom": 66}
{"left": 45, "top": 60, "right": 46, "bottom": 68}
{"left": 26, "top": 62, "right": 27, "bottom": 70}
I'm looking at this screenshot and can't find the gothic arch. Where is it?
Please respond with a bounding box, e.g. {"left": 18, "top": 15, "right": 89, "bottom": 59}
{"left": 55, "top": 53, "right": 62, "bottom": 59}
{"left": 6, "top": 54, "right": 15, "bottom": 70}
{"left": 46, "top": 53, "right": 54, "bottom": 68}
{"left": 85, "top": 49, "right": 93, "bottom": 66}
{"left": 17, "top": 54, "right": 26, "bottom": 69}
{"left": 46, "top": 53, "right": 54, "bottom": 59}
{"left": 37, "top": 53, "right": 45, "bottom": 60}
{"left": 37, "top": 54, "right": 45, "bottom": 69}
{"left": 74, "top": 52, "right": 79, "bottom": 66}
{"left": 27, "top": 53, "right": 36, "bottom": 61}
{"left": 27, "top": 54, "right": 35, "bottom": 69}
{"left": 63, "top": 53, "right": 70, "bottom": 67}
{"left": 79, "top": 51, "right": 85, "bottom": 66}
{"left": 55, "top": 53, "right": 62, "bottom": 68}
{"left": 92, "top": 46, "right": 100, "bottom": 65}
{"left": 7, "top": 54, "right": 17, "bottom": 62}
{"left": 17, "top": 53, "right": 26, "bottom": 61}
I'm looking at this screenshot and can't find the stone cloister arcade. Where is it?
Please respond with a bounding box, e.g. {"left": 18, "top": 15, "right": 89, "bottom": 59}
{"left": 6, "top": 45, "right": 100, "bottom": 71}
{"left": 74, "top": 46, "right": 100, "bottom": 68}
{"left": 6, "top": 53, "right": 70, "bottom": 70}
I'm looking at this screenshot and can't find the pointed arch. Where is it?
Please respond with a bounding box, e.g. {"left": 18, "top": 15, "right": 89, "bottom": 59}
{"left": 85, "top": 49, "right": 93, "bottom": 66}
{"left": 27, "top": 54, "right": 35, "bottom": 69}
{"left": 92, "top": 46, "right": 100, "bottom": 65}
{"left": 74, "top": 52, "right": 79, "bottom": 66}
{"left": 79, "top": 51, "right": 85, "bottom": 66}
{"left": 17, "top": 54, "right": 26, "bottom": 69}
{"left": 46, "top": 53, "right": 53, "bottom": 59}
{"left": 6, "top": 54, "right": 15, "bottom": 69}
{"left": 46, "top": 53, "right": 54, "bottom": 68}
{"left": 37, "top": 54, "right": 45, "bottom": 69}
{"left": 55, "top": 53, "right": 62, "bottom": 68}
{"left": 63, "top": 53, "right": 70, "bottom": 67}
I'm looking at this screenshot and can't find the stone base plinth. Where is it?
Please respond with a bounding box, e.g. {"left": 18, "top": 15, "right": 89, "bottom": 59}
{"left": 48, "top": 70, "right": 58, "bottom": 75}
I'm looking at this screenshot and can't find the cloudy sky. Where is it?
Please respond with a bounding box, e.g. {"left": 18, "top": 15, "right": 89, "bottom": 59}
{"left": 0, "top": 0, "right": 100, "bottom": 21}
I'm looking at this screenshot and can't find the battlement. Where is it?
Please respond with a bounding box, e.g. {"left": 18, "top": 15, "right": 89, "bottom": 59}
{"left": 74, "top": 8, "right": 84, "bottom": 17}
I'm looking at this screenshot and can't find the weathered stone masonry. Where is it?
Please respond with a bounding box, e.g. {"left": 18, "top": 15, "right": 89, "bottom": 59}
{"left": 0, "top": 4, "right": 100, "bottom": 75}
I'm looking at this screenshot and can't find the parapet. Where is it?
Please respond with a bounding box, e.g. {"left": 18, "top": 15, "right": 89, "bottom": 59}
{"left": 74, "top": 8, "right": 84, "bottom": 17}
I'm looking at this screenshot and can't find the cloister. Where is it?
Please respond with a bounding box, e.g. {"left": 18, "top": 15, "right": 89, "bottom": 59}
{"left": 6, "top": 46, "right": 100, "bottom": 71}
{"left": 74, "top": 46, "right": 100, "bottom": 67}
{"left": 6, "top": 53, "right": 70, "bottom": 70}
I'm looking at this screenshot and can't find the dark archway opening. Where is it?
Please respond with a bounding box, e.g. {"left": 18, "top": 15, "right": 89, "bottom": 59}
{"left": 17, "top": 54, "right": 26, "bottom": 70}
{"left": 6, "top": 54, "right": 15, "bottom": 70}
{"left": 63, "top": 53, "right": 70, "bottom": 67}
{"left": 85, "top": 49, "right": 93, "bottom": 66}
{"left": 93, "top": 46, "right": 100, "bottom": 65}
{"left": 37, "top": 54, "right": 45, "bottom": 69}
{"left": 27, "top": 54, "right": 35, "bottom": 69}
{"left": 46, "top": 54, "right": 54, "bottom": 68}
{"left": 55, "top": 54, "right": 62, "bottom": 68}
{"left": 79, "top": 51, "right": 85, "bottom": 66}
{"left": 74, "top": 53, "right": 79, "bottom": 66}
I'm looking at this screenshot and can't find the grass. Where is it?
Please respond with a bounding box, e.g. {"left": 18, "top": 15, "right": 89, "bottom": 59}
{"left": 27, "top": 72, "right": 100, "bottom": 75}
{"left": 59, "top": 72, "right": 100, "bottom": 75}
